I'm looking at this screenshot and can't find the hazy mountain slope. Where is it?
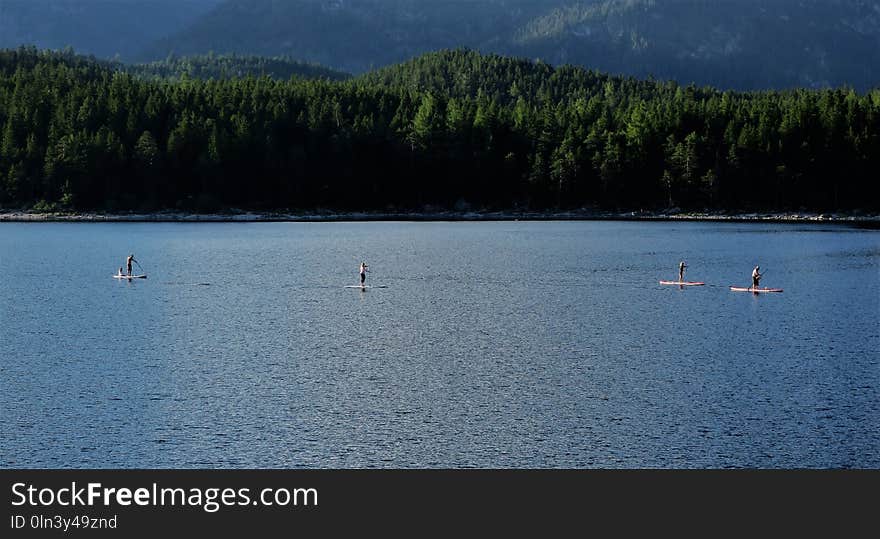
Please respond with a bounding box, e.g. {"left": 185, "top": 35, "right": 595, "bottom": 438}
{"left": 141, "top": 0, "right": 551, "bottom": 72}
{"left": 144, "top": 0, "right": 880, "bottom": 90}
{"left": 510, "top": 0, "right": 880, "bottom": 90}
{"left": 0, "top": 0, "right": 222, "bottom": 61}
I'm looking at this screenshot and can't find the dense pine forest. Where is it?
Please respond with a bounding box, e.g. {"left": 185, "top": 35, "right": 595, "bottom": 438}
{"left": 0, "top": 47, "right": 878, "bottom": 213}
{"left": 128, "top": 54, "right": 350, "bottom": 82}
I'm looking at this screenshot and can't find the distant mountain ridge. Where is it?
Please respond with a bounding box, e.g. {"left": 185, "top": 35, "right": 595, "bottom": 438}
{"left": 142, "top": 0, "right": 545, "bottom": 73}
{"left": 506, "top": 0, "right": 880, "bottom": 90}
{"left": 142, "top": 0, "right": 880, "bottom": 90}
{"left": 0, "top": 0, "right": 222, "bottom": 61}
{"left": 2, "top": 1, "right": 878, "bottom": 90}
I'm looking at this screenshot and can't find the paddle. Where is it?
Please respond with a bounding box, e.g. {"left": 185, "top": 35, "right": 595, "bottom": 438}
{"left": 133, "top": 258, "right": 146, "bottom": 276}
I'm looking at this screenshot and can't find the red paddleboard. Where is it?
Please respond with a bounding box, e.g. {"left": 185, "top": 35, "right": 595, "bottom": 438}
{"left": 659, "top": 280, "right": 705, "bottom": 286}
{"left": 729, "top": 286, "right": 782, "bottom": 293}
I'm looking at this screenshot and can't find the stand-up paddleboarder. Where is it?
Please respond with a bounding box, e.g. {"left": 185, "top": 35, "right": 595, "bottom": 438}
{"left": 751, "top": 265, "right": 762, "bottom": 290}
{"left": 359, "top": 261, "right": 368, "bottom": 287}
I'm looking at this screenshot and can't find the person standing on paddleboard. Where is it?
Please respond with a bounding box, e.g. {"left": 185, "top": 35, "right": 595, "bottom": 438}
{"left": 679, "top": 261, "right": 687, "bottom": 282}
{"left": 751, "top": 265, "right": 762, "bottom": 290}
{"left": 359, "top": 261, "right": 368, "bottom": 287}
{"left": 126, "top": 254, "right": 137, "bottom": 276}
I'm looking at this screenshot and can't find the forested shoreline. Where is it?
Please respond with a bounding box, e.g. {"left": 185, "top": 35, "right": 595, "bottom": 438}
{"left": 1, "top": 47, "right": 878, "bottom": 213}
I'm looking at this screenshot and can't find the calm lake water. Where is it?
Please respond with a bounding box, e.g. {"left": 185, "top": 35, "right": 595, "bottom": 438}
{"left": 1, "top": 221, "right": 878, "bottom": 468}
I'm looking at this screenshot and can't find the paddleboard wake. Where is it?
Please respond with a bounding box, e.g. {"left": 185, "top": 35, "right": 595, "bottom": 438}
{"left": 659, "top": 280, "right": 705, "bottom": 286}
{"left": 729, "top": 286, "right": 782, "bottom": 293}
{"left": 113, "top": 274, "right": 147, "bottom": 279}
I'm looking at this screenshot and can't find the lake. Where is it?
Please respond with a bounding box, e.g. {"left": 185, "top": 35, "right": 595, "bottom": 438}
{"left": 1, "top": 220, "right": 877, "bottom": 468}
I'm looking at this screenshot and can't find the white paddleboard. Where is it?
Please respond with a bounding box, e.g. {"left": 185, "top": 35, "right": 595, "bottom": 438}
{"left": 113, "top": 274, "right": 147, "bottom": 279}
{"left": 729, "top": 286, "right": 782, "bottom": 293}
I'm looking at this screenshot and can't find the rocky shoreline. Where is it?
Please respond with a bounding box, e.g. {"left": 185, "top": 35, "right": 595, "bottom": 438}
{"left": 1, "top": 209, "right": 878, "bottom": 224}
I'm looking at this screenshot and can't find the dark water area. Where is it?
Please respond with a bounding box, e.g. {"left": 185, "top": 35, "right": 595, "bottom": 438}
{"left": 1, "top": 221, "right": 877, "bottom": 468}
